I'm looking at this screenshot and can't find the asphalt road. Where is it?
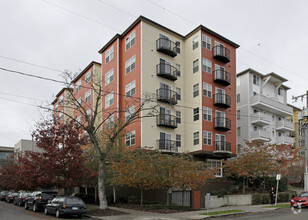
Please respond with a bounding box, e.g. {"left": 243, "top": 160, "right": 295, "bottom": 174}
{"left": 0, "top": 200, "right": 92, "bottom": 220}
{"left": 214, "top": 208, "right": 308, "bottom": 220}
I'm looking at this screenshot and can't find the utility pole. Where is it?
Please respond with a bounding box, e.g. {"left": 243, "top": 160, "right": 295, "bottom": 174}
{"left": 292, "top": 90, "right": 308, "bottom": 191}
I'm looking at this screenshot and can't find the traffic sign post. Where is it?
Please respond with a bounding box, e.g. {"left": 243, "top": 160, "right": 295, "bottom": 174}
{"left": 275, "top": 174, "right": 281, "bottom": 206}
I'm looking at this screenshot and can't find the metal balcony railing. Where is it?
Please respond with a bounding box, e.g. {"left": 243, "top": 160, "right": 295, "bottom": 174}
{"left": 213, "top": 93, "right": 231, "bottom": 108}
{"left": 213, "top": 45, "right": 230, "bottom": 63}
{"left": 214, "top": 117, "right": 231, "bottom": 130}
{"left": 213, "top": 69, "right": 231, "bottom": 86}
{"left": 156, "top": 88, "right": 178, "bottom": 105}
{"left": 157, "top": 139, "right": 178, "bottom": 152}
{"left": 156, "top": 63, "right": 178, "bottom": 81}
{"left": 156, "top": 114, "right": 177, "bottom": 128}
{"left": 214, "top": 141, "right": 231, "bottom": 153}
{"left": 156, "top": 38, "right": 178, "bottom": 57}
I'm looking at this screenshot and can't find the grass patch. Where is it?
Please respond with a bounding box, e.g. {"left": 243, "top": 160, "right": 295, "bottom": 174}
{"left": 86, "top": 204, "right": 99, "bottom": 211}
{"left": 263, "top": 204, "right": 290, "bottom": 208}
{"left": 200, "top": 209, "right": 244, "bottom": 216}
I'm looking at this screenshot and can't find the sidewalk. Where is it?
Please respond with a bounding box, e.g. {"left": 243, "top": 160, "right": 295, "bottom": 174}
{"left": 87, "top": 203, "right": 286, "bottom": 220}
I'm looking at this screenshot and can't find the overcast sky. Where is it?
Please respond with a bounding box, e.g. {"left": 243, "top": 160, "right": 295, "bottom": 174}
{"left": 1, "top": 0, "right": 308, "bottom": 147}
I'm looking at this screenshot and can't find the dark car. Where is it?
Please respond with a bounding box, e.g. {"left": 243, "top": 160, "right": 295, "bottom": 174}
{"left": 14, "top": 192, "right": 31, "bottom": 206}
{"left": 0, "top": 191, "right": 10, "bottom": 201}
{"left": 25, "top": 191, "right": 58, "bottom": 212}
{"left": 6, "top": 192, "right": 19, "bottom": 203}
{"left": 44, "top": 196, "right": 86, "bottom": 218}
{"left": 291, "top": 191, "right": 308, "bottom": 207}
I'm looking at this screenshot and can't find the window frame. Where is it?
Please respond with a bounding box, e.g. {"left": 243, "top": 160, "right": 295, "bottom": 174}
{"left": 125, "top": 30, "right": 136, "bottom": 51}
{"left": 203, "top": 82, "right": 212, "bottom": 98}
{"left": 125, "top": 130, "right": 136, "bottom": 147}
{"left": 203, "top": 131, "right": 212, "bottom": 145}
{"left": 125, "top": 55, "right": 136, "bottom": 74}
{"left": 202, "top": 58, "right": 212, "bottom": 73}
{"left": 193, "top": 131, "right": 199, "bottom": 145}
{"left": 105, "top": 92, "right": 114, "bottom": 108}
{"left": 105, "top": 69, "right": 114, "bottom": 86}
{"left": 193, "top": 83, "right": 199, "bottom": 98}
{"left": 125, "top": 80, "right": 136, "bottom": 98}
{"left": 193, "top": 59, "right": 199, "bottom": 73}
{"left": 192, "top": 35, "right": 198, "bottom": 50}
{"left": 203, "top": 106, "right": 212, "bottom": 121}
{"left": 85, "top": 90, "right": 91, "bottom": 103}
{"left": 202, "top": 34, "right": 212, "bottom": 50}
{"left": 105, "top": 46, "right": 114, "bottom": 64}
{"left": 85, "top": 71, "right": 92, "bottom": 84}
{"left": 193, "top": 108, "right": 199, "bottom": 121}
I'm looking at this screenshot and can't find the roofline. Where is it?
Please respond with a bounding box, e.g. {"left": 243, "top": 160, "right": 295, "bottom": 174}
{"left": 237, "top": 68, "right": 264, "bottom": 77}
{"left": 52, "top": 87, "right": 73, "bottom": 105}
{"left": 71, "top": 61, "right": 101, "bottom": 83}
{"left": 98, "top": 15, "right": 239, "bottom": 54}
{"left": 264, "top": 72, "right": 288, "bottom": 82}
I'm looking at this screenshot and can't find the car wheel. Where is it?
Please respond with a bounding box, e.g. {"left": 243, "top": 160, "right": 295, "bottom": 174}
{"left": 33, "top": 203, "right": 37, "bottom": 212}
{"left": 24, "top": 202, "right": 28, "bottom": 210}
{"left": 56, "top": 210, "right": 61, "bottom": 218}
{"left": 44, "top": 207, "right": 49, "bottom": 215}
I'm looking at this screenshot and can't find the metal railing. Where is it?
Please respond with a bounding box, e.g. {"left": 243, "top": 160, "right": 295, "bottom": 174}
{"left": 157, "top": 139, "right": 178, "bottom": 152}
{"left": 214, "top": 117, "right": 231, "bottom": 130}
{"left": 213, "top": 93, "right": 231, "bottom": 107}
{"left": 213, "top": 45, "right": 230, "bottom": 62}
{"left": 156, "top": 63, "right": 178, "bottom": 81}
{"left": 215, "top": 141, "right": 231, "bottom": 152}
{"left": 156, "top": 114, "right": 177, "bottom": 128}
{"left": 156, "top": 88, "right": 178, "bottom": 105}
{"left": 213, "top": 69, "right": 231, "bottom": 85}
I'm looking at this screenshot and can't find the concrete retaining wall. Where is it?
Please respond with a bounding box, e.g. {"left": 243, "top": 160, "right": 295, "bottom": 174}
{"left": 205, "top": 194, "right": 252, "bottom": 208}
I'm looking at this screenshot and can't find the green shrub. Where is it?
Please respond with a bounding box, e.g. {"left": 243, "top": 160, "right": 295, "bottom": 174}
{"left": 252, "top": 193, "right": 262, "bottom": 205}
{"left": 278, "top": 192, "right": 290, "bottom": 202}
{"left": 128, "top": 195, "right": 140, "bottom": 204}
{"left": 217, "top": 189, "right": 228, "bottom": 198}
{"left": 261, "top": 194, "right": 270, "bottom": 204}
{"left": 229, "top": 185, "right": 239, "bottom": 194}
{"left": 257, "top": 187, "right": 264, "bottom": 194}
{"left": 210, "top": 190, "right": 218, "bottom": 196}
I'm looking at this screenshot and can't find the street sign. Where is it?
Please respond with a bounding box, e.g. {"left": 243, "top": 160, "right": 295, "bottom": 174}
{"left": 276, "top": 174, "right": 281, "bottom": 180}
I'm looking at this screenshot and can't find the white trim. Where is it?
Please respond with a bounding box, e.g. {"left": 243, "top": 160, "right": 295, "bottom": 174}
{"left": 140, "top": 21, "right": 143, "bottom": 148}
{"left": 117, "top": 39, "right": 119, "bottom": 118}
{"left": 199, "top": 31, "right": 202, "bottom": 150}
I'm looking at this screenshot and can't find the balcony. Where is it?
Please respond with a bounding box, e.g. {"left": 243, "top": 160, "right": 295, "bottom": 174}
{"left": 213, "top": 69, "right": 231, "bottom": 86}
{"left": 156, "top": 63, "right": 178, "bottom": 81}
{"left": 157, "top": 139, "right": 178, "bottom": 153}
{"left": 213, "top": 45, "right": 230, "bottom": 63}
{"left": 213, "top": 94, "right": 231, "bottom": 108}
{"left": 156, "top": 88, "right": 178, "bottom": 105}
{"left": 214, "top": 117, "right": 231, "bottom": 131}
{"left": 276, "top": 135, "right": 293, "bottom": 145}
{"left": 276, "top": 120, "right": 293, "bottom": 132}
{"left": 250, "top": 130, "right": 271, "bottom": 141}
{"left": 250, "top": 94, "right": 293, "bottom": 116}
{"left": 214, "top": 141, "right": 232, "bottom": 154}
{"left": 156, "top": 114, "right": 177, "bottom": 129}
{"left": 251, "top": 112, "right": 271, "bottom": 126}
{"left": 156, "top": 38, "right": 178, "bottom": 57}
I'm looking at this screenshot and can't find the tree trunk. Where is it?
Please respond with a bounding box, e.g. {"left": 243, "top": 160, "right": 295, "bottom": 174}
{"left": 166, "top": 190, "right": 170, "bottom": 205}
{"left": 113, "top": 185, "right": 116, "bottom": 203}
{"left": 140, "top": 189, "right": 143, "bottom": 206}
{"left": 98, "top": 158, "right": 108, "bottom": 209}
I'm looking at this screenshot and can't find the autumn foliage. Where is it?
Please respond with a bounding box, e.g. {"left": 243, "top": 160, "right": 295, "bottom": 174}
{"left": 0, "top": 120, "right": 92, "bottom": 192}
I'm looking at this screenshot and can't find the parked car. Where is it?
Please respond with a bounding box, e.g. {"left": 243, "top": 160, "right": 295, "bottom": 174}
{"left": 0, "top": 191, "right": 10, "bottom": 201}
{"left": 44, "top": 196, "right": 86, "bottom": 218}
{"left": 14, "top": 192, "right": 32, "bottom": 206}
{"left": 6, "top": 192, "right": 19, "bottom": 203}
{"left": 291, "top": 191, "right": 308, "bottom": 207}
{"left": 25, "top": 191, "right": 58, "bottom": 212}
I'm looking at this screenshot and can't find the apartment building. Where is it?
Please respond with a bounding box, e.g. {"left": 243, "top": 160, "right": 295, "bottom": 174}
{"left": 236, "top": 68, "right": 293, "bottom": 149}
{"left": 14, "top": 139, "right": 43, "bottom": 155}
{"left": 52, "top": 87, "right": 74, "bottom": 123}
{"left": 0, "top": 146, "right": 13, "bottom": 167}
{"left": 288, "top": 105, "right": 304, "bottom": 149}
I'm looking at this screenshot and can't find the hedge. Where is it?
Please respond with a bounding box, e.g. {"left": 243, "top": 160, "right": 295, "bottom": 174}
{"left": 252, "top": 192, "right": 291, "bottom": 205}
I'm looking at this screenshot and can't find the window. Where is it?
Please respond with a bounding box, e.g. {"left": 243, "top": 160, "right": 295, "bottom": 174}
{"left": 193, "top": 59, "right": 199, "bottom": 73}
{"left": 86, "top": 109, "right": 91, "bottom": 117}
{"left": 176, "top": 134, "right": 181, "bottom": 147}
{"left": 125, "top": 105, "right": 136, "bottom": 122}
{"left": 202, "top": 34, "right": 211, "bottom": 50}
{"left": 125, "top": 55, "right": 136, "bottom": 74}
{"left": 192, "top": 35, "right": 198, "bottom": 50}
{"left": 203, "top": 131, "right": 212, "bottom": 145}
{"left": 253, "top": 74, "right": 259, "bottom": 85}
{"left": 59, "top": 95, "right": 63, "bottom": 105}
{"left": 105, "top": 46, "right": 114, "bottom": 63}
{"left": 105, "top": 114, "right": 114, "bottom": 129}
{"left": 85, "top": 90, "right": 91, "bottom": 103}
{"left": 207, "top": 160, "right": 222, "bottom": 177}
{"left": 176, "top": 87, "right": 181, "bottom": 100}
{"left": 125, "top": 80, "right": 136, "bottom": 98}
{"left": 59, "top": 112, "right": 63, "bottom": 121}
{"left": 55, "top": 104, "right": 58, "bottom": 112}
{"left": 105, "top": 92, "right": 114, "bottom": 108}
{"left": 193, "top": 83, "right": 199, "bottom": 97}
{"left": 237, "top": 110, "right": 240, "bottom": 119}
{"left": 76, "top": 116, "right": 81, "bottom": 124}
{"left": 237, "top": 93, "right": 240, "bottom": 103}
{"left": 253, "top": 91, "right": 257, "bottom": 96}
{"left": 193, "top": 108, "right": 199, "bottom": 121}
{"left": 85, "top": 71, "right": 92, "bottom": 84}
{"left": 176, "top": 64, "right": 181, "bottom": 76}
{"left": 203, "top": 106, "right": 212, "bottom": 121}
{"left": 175, "top": 41, "right": 181, "bottom": 54}
{"left": 278, "top": 87, "right": 283, "bottom": 96}
{"left": 125, "top": 30, "right": 136, "bottom": 50}
{"left": 176, "top": 111, "right": 181, "bottom": 124}
{"left": 237, "top": 127, "right": 241, "bottom": 137}
{"left": 76, "top": 98, "right": 81, "bottom": 110}
{"left": 202, "top": 58, "right": 212, "bottom": 73}
{"left": 105, "top": 69, "right": 114, "bottom": 86}
{"left": 75, "top": 81, "right": 81, "bottom": 93}
{"left": 193, "top": 132, "right": 199, "bottom": 145}
{"left": 254, "top": 126, "right": 258, "bottom": 131}
{"left": 125, "top": 131, "right": 136, "bottom": 147}
{"left": 203, "top": 82, "right": 212, "bottom": 97}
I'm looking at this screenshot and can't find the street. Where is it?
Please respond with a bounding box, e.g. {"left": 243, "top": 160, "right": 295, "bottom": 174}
{"left": 0, "top": 201, "right": 92, "bottom": 220}
{"left": 215, "top": 208, "right": 308, "bottom": 220}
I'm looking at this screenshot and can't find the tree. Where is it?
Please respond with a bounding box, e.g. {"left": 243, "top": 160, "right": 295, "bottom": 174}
{"left": 224, "top": 141, "right": 301, "bottom": 192}
{"left": 50, "top": 70, "right": 159, "bottom": 209}
{"left": 18, "top": 120, "right": 89, "bottom": 192}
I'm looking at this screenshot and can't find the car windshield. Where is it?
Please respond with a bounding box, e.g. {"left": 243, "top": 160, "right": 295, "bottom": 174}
{"left": 298, "top": 192, "right": 308, "bottom": 197}
{"left": 42, "top": 193, "right": 57, "bottom": 199}
{"left": 12, "top": 193, "right": 18, "bottom": 196}
{"left": 22, "top": 193, "right": 31, "bottom": 197}
{"left": 66, "top": 198, "right": 84, "bottom": 205}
